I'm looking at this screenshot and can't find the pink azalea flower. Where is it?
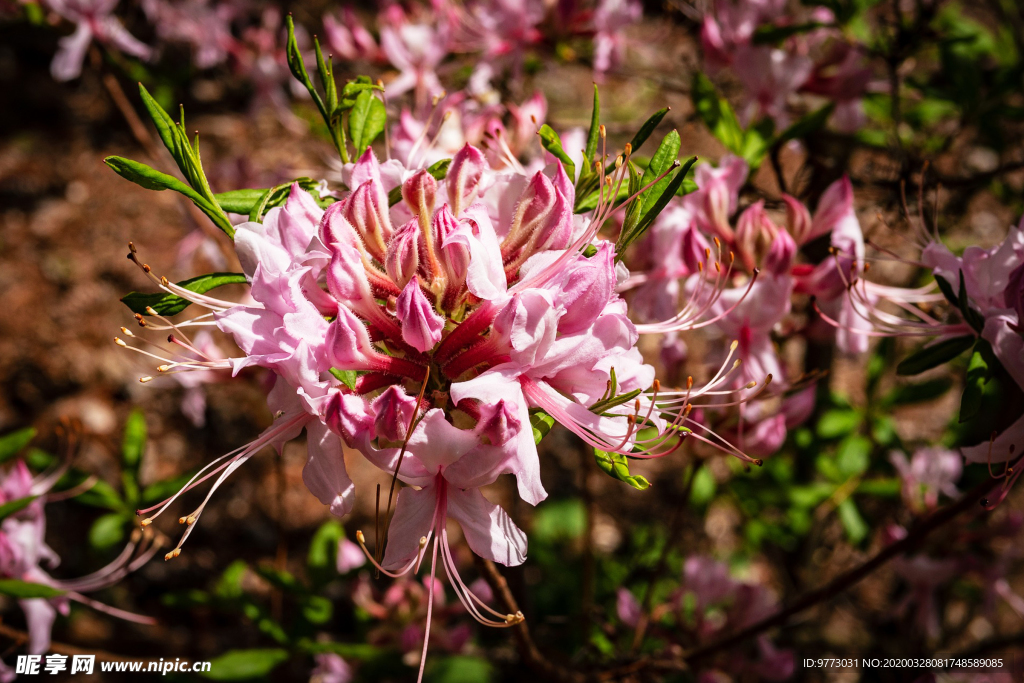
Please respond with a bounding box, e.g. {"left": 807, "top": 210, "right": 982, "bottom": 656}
{"left": 592, "top": 0, "right": 641, "bottom": 77}
{"left": 323, "top": 8, "right": 382, "bottom": 63}
{"left": 0, "top": 460, "right": 158, "bottom": 671}
{"left": 889, "top": 447, "right": 962, "bottom": 512}
{"left": 44, "top": 0, "right": 152, "bottom": 81}
{"left": 310, "top": 652, "right": 353, "bottom": 683}
{"left": 142, "top": 0, "right": 241, "bottom": 69}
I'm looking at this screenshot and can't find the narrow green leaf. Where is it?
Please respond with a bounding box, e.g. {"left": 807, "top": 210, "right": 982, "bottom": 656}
{"left": 638, "top": 131, "right": 681, "bottom": 214}
{"left": 633, "top": 155, "right": 697, "bottom": 237}
{"left": 348, "top": 90, "right": 386, "bottom": 155}
{"left": 691, "top": 73, "right": 745, "bottom": 154}
{"left": 537, "top": 124, "right": 575, "bottom": 180}
{"left": 594, "top": 449, "right": 650, "bottom": 490}
{"left": 934, "top": 275, "right": 958, "bottom": 306}
{"left": 585, "top": 85, "right": 600, "bottom": 162}
{"left": 628, "top": 107, "right": 670, "bottom": 155}
{"left": 838, "top": 498, "right": 869, "bottom": 544}
{"left": 960, "top": 342, "right": 992, "bottom": 422}
{"left": 895, "top": 335, "right": 975, "bottom": 375}
{"left": 0, "top": 580, "right": 66, "bottom": 599}
{"left": 214, "top": 189, "right": 269, "bottom": 214}
{"left": 588, "top": 388, "right": 643, "bottom": 415}
{"left": 138, "top": 84, "right": 179, "bottom": 164}
{"left": 122, "top": 409, "right": 147, "bottom": 471}
{"left": 285, "top": 16, "right": 314, "bottom": 92}
{"left": 0, "top": 428, "right": 35, "bottom": 464}
{"left": 957, "top": 270, "right": 985, "bottom": 332}
{"left": 121, "top": 272, "right": 247, "bottom": 317}
{"left": 883, "top": 378, "right": 953, "bottom": 407}
{"left": 104, "top": 156, "right": 234, "bottom": 237}
{"left": 0, "top": 496, "right": 38, "bottom": 523}
{"left": 201, "top": 649, "right": 289, "bottom": 681}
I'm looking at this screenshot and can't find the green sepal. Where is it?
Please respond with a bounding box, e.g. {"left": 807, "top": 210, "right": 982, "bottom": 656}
{"left": 594, "top": 449, "right": 650, "bottom": 490}
{"left": 530, "top": 409, "right": 555, "bottom": 445}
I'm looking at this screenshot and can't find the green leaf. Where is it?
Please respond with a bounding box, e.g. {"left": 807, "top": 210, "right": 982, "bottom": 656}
{"left": 530, "top": 409, "right": 555, "bottom": 445}
{"left": 585, "top": 84, "right": 600, "bottom": 163}
{"left": 430, "top": 656, "right": 495, "bottom": 683}
{"left": 960, "top": 342, "right": 992, "bottom": 422}
{"left": 122, "top": 409, "right": 147, "bottom": 471}
{"left": 836, "top": 435, "right": 871, "bottom": 477}
{"left": 348, "top": 90, "right": 387, "bottom": 155}
{"left": 896, "top": 335, "right": 975, "bottom": 375}
{"left": 73, "top": 479, "right": 125, "bottom": 511}
{"left": 0, "top": 579, "right": 66, "bottom": 599}
{"left": 89, "top": 512, "right": 128, "bottom": 550}
{"left": 692, "top": 73, "right": 744, "bottom": 154}
{"left": 533, "top": 499, "right": 586, "bottom": 542}
{"left": 537, "top": 125, "right": 575, "bottom": 180}
{"left": 104, "top": 156, "right": 234, "bottom": 237}
{"left": 329, "top": 368, "right": 359, "bottom": 391}
{"left": 138, "top": 84, "right": 182, "bottom": 172}
{"left": 594, "top": 449, "right": 650, "bottom": 490}
{"left": 957, "top": 270, "right": 986, "bottom": 332}
{"left": 638, "top": 131, "right": 681, "bottom": 216}
{"left": 298, "top": 641, "right": 382, "bottom": 660}
{"left": 302, "top": 595, "right": 333, "bottom": 625}
{"left": 935, "top": 275, "right": 958, "bottom": 307}
{"left": 0, "top": 428, "right": 35, "bottom": 463}
{"left": 883, "top": 378, "right": 954, "bottom": 407}
{"left": 254, "top": 564, "right": 304, "bottom": 594}
{"left": 816, "top": 409, "right": 862, "bottom": 439}
{"left": 141, "top": 470, "right": 197, "bottom": 504}
{"left": 214, "top": 560, "right": 248, "bottom": 600}
{"left": 631, "top": 155, "right": 697, "bottom": 241}
{"left": 0, "top": 496, "right": 38, "bottom": 523}
{"left": 214, "top": 189, "right": 270, "bottom": 214}
{"left": 201, "top": 649, "right": 289, "bottom": 680}
{"left": 789, "top": 482, "right": 836, "bottom": 508}
{"left": 628, "top": 107, "right": 670, "bottom": 155}
{"left": 308, "top": 519, "right": 344, "bottom": 575}
{"left": 121, "top": 272, "right": 247, "bottom": 317}
{"left": 838, "top": 498, "right": 868, "bottom": 544}
{"left": 690, "top": 466, "right": 716, "bottom": 506}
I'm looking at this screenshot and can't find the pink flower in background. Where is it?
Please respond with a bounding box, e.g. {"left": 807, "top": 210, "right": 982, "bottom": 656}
{"left": 310, "top": 652, "right": 353, "bottom": 683}
{"left": 323, "top": 8, "right": 382, "bottom": 63}
{"left": 592, "top": 0, "right": 641, "bottom": 77}
{"left": 43, "top": 0, "right": 152, "bottom": 81}
{"left": 889, "top": 447, "right": 962, "bottom": 512}
{"left": 142, "top": 0, "right": 242, "bottom": 69}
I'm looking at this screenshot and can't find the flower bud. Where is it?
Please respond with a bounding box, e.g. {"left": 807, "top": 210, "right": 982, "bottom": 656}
{"left": 433, "top": 204, "right": 470, "bottom": 284}
{"left": 325, "top": 390, "right": 375, "bottom": 446}
{"left": 506, "top": 171, "right": 572, "bottom": 256}
{"left": 326, "top": 306, "right": 377, "bottom": 369}
{"left": 344, "top": 179, "right": 392, "bottom": 261}
{"left": 395, "top": 276, "right": 444, "bottom": 353}
{"left": 371, "top": 385, "right": 419, "bottom": 443}
{"left": 781, "top": 193, "right": 812, "bottom": 245}
{"left": 385, "top": 220, "right": 422, "bottom": 289}
{"left": 474, "top": 398, "right": 521, "bottom": 446}
{"left": 764, "top": 226, "right": 797, "bottom": 276}
{"left": 327, "top": 240, "right": 373, "bottom": 304}
{"left": 557, "top": 242, "right": 616, "bottom": 335}
{"left": 735, "top": 201, "right": 776, "bottom": 271}
{"left": 402, "top": 169, "right": 437, "bottom": 229}
{"left": 447, "top": 144, "right": 487, "bottom": 216}
{"left": 320, "top": 201, "right": 360, "bottom": 249}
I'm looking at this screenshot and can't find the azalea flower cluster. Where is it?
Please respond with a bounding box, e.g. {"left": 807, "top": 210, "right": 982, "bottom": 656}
{"left": 700, "top": 0, "right": 872, "bottom": 131}
{"left": 114, "top": 78, "right": 773, "bottom": 674}
{"left": 627, "top": 154, "right": 867, "bottom": 454}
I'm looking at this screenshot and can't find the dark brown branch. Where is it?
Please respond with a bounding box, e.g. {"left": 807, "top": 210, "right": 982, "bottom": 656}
{"left": 473, "top": 556, "right": 585, "bottom": 683}
{"left": 680, "top": 472, "right": 1003, "bottom": 663}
